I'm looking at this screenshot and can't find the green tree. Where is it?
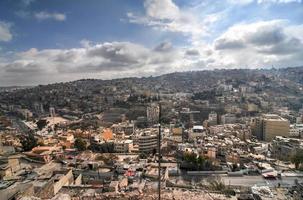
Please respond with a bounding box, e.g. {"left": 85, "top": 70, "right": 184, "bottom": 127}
{"left": 207, "top": 177, "right": 226, "bottom": 191}
{"left": 74, "top": 138, "right": 87, "bottom": 151}
{"left": 184, "top": 152, "right": 197, "bottom": 163}
{"left": 36, "top": 119, "right": 48, "bottom": 130}
{"left": 19, "top": 133, "right": 38, "bottom": 151}
{"left": 139, "top": 152, "right": 147, "bottom": 159}
{"left": 197, "top": 156, "right": 205, "bottom": 167}
{"left": 291, "top": 150, "right": 303, "bottom": 169}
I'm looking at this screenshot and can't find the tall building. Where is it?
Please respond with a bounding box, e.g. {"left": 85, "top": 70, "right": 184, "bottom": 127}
{"left": 146, "top": 103, "right": 159, "bottom": 125}
{"left": 251, "top": 118, "right": 263, "bottom": 140}
{"left": 138, "top": 131, "right": 157, "bottom": 153}
{"left": 221, "top": 113, "right": 236, "bottom": 124}
{"left": 208, "top": 111, "right": 218, "bottom": 126}
{"left": 49, "top": 107, "right": 56, "bottom": 117}
{"left": 251, "top": 114, "right": 289, "bottom": 141}
{"left": 34, "top": 102, "right": 44, "bottom": 114}
{"left": 263, "top": 114, "right": 289, "bottom": 141}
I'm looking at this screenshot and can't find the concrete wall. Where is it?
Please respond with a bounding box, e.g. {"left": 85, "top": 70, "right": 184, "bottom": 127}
{"left": 35, "top": 180, "right": 55, "bottom": 199}
{"left": 74, "top": 174, "right": 82, "bottom": 185}
{"left": 8, "top": 158, "right": 21, "bottom": 172}
{"left": 53, "top": 170, "right": 74, "bottom": 195}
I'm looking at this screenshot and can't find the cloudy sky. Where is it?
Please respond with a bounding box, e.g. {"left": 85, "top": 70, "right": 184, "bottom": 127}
{"left": 0, "top": 0, "right": 302, "bottom": 86}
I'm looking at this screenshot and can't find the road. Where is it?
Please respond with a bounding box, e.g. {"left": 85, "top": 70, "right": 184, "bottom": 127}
{"left": 222, "top": 175, "right": 302, "bottom": 187}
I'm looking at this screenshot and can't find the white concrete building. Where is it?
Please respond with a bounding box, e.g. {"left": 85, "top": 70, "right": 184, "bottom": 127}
{"left": 138, "top": 131, "right": 158, "bottom": 153}
{"left": 290, "top": 124, "right": 303, "bottom": 137}
{"left": 221, "top": 113, "right": 237, "bottom": 124}
{"left": 114, "top": 139, "right": 133, "bottom": 153}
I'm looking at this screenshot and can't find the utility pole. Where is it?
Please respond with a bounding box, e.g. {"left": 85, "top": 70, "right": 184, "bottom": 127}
{"left": 158, "top": 98, "right": 161, "bottom": 200}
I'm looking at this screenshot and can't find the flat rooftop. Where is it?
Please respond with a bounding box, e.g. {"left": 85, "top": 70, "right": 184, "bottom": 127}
{"left": 262, "top": 114, "right": 288, "bottom": 121}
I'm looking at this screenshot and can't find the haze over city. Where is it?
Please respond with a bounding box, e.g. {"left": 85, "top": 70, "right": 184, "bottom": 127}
{"left": 0, "top": 0, "right": 302, "bottom": 86}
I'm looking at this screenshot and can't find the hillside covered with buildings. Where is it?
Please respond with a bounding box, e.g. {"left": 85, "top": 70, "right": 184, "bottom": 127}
{"left": 1, "top": 67, "right": 303, "bottom": 199}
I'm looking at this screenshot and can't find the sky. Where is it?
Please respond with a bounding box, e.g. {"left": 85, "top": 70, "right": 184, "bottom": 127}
{"left": 0, "top": 0, "right": 302, "bottom": 86}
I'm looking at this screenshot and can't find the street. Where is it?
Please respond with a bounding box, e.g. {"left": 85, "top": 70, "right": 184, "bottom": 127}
{"left": 221, "top": 175, "right": 302, "bottom": 187}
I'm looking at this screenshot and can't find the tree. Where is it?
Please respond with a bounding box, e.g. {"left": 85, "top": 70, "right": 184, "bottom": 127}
{"left": 139, "top": 152, "right": 147, "bottom": 159}
{"left": 74, "top": 138, "right": 87, "bottom": 151}
{"left": 184, "top": 152, "right": 197, "bottom": 163}
{"left": 291, "top": 150, "right": 303, "bottom": 169}
{"left": 182, "top": 152, "right": 211, "bottom": 170}
{"left": 19, "top": 133, "right": 38, "bottom": 151}
{"left": 207, "top": 177, "right": 226, "bottom": 191}
{"left": 36, "top": 119, "right": 48, "bottom": 130}
{"left": 197, "top": 156, "right": 205, "bottom": 167}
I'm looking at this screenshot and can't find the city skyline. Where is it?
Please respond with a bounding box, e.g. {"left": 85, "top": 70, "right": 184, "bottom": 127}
{"left": 0, "top": 0, "right": 302, "bottom": 86}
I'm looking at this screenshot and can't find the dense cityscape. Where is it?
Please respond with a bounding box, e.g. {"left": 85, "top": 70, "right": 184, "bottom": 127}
{"left": 1, "top": 67, "right": 303, "bottom": 199}
{"left": 1, "top": 0, "right": 303, "bottom": 199}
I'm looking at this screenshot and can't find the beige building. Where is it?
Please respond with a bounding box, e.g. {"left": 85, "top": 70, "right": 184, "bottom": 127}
{"left": 114, "top": 139, "right": 133, "bottom": 153}
{"left": 171, "top": 127, "right": 182, "bottom": 136}
{"left": 251, "top": 114, "right": 290, "bottom": 141}
{"left": 0, "top": 156, "right": 21, "bottom": 179}
{"left": 263, "top": 114, "right": 289, "bottom": 141}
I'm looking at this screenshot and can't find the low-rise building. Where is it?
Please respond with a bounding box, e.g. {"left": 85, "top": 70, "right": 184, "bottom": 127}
{"left": 221, "top": 113, "right": 237, "bottom": 124}
{"left": 290, "top": 124, "right": 303, "bottom": 137}
{"left": 114, "top": 139, "right": 133, "bottom": 153}
{"left": 188, "top": 125, "right": 205, "bottom": 140}
{"left": 271, "top": 136, "right": 303, "bottom": 161}
{"left": 24, "top": 146, "right": 62, "bottom": 163}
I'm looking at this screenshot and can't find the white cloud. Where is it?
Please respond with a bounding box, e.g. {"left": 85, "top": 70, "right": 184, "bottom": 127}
{"left": 0, "top": 21, "right": 13, "bottom": 42}
{"left": 228, "top": 0, "right": 302, "bottom": 4}
{"left": 154, "top": 41, "right": 173, "bottom": 52}
{"left": 227, "top": 0, "right": 254, "bottom": 5}
{"left": 214, "top": 20, "right": 287, "bottom": 49}
{"left": 1, "top": 0, "right": 303, "bottom": 85}
{"left": 127, "top": 0, "right": 221, "bottom": 44}
{"left": 35, "top": 11, "right": 66, "bottom": 21}
{"left": 0, "top": 41, "right": 189, "bottom": 85}
{"left": 144, "top": 0, "right": 180, "bottom": 20}
{"left": 185, "top": 49, "right": 200, "bottom": 56}
{"left": 1, "top": 20, "right": 303, "bottom": 85}
{"left": 285, "top": 24, "right": 303, "bottom": 41}
{"left": 209, "top": 20, "right": 303, "bottom": 68}
{"left": 257, "top": 0, "right": 302, "bottom": 3}
{"left": 80, "top": 39, "right": 92, "bottom": 48}
{"left": 21, "top": 0, "right": 35, "bottom": 6}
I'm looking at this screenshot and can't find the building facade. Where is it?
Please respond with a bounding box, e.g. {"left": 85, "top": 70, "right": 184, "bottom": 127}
{"left": 146, "top": 103, "right": 159, "bottom": 125}
{"left": 263, "top": 114, "right": 289, "bottom": 142}
{"left": 138, "top": 131, "right": 158, "bottom": 153}
{"left": 251, "top": 114, "right": 289, "bottom": 141}
{"left": 271, "top": 136, "right": 303, "bottom": 161}
{"left": 114, "top": 140, "right": 133, "bottom": 153}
